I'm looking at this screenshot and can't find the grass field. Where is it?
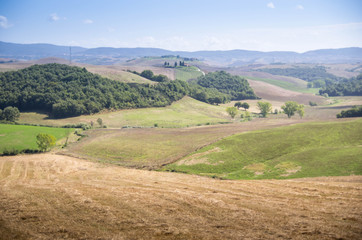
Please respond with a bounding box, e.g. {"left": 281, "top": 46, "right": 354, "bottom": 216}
{"left": 164, "top": 119, "right": 362, "bottom": 179}
{"left": 0, "top": 154, "right": 361, "bottom": 239}
{"left": 0, "top": 124, "right": 74, "bottom": 153}
{"left": 64, "top": 118, "right": 302, "bottom": 169}
{"left": 175, "top": 66, "right": 203, "bottom": 81}
{"left": 19, "top": 97, "right": 232, "bottom": 128}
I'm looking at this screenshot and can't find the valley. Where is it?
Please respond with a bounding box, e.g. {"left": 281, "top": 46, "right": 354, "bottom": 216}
{"left": 0, "top": 46, "right": 361, "bottom": 239}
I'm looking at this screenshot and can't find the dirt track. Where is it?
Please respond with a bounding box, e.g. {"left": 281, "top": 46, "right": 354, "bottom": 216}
{"left": 1, "top": 154, "right": 361, "bottom": 239}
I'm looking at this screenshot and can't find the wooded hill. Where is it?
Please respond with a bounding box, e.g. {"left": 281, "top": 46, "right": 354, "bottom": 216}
{"left": 319, "top": 74, "right": 362, "bottom": 96}
{"left": 0, "top": 64, "right": 257, "bottom": 118}
{"left": 0, "top": 64, "right": 189, "bottom": 118}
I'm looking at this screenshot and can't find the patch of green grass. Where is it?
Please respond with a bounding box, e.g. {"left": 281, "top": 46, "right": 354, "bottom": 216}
{"left": 0, "top": 124, "right": 74, "bottom": 153}
{"left": 19, "top": 97, "right": 230, "bottom": 128}
{"left": 164, "top": 120, "right": 362, "bottom": 179}
{"left": 175, "top": 66, "right": 203, "bottom": 81}
{"left": 245, "top": 76, "right": 319, "bottom": 94}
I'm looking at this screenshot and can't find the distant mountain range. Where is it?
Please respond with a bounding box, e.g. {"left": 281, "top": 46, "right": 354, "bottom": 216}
{"left": 1, "top": 41, "right": 361, "bottom": 66}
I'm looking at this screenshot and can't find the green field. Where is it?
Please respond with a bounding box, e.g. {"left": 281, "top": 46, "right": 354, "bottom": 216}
{"left": 245, "top": 76, "right": 319, "bottom": 94}
{"left": 0, "top": 124, "right": 74, "bottom": 153}
{"left": 164, "top": 119, "right": 362, "bottom": 179}
{"left": 66, "top": 118, "right": 299, "bottom": 169}
{"left": 175, "top": 66, "right": 203, "bottom": 81}
{"left": 19, "top": 97, "right": 231, "bottom": 128}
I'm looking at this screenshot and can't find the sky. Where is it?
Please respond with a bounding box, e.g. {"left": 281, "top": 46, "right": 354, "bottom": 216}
{"left": 0, "top": 0, "right": 362, "bottom": 52}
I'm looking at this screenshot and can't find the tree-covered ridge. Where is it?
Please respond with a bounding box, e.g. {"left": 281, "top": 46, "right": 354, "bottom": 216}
{"left": 195, "top": 71, "right": 258, "bottom": 100}
{"left": 0, "top": 64, "right": 189, "bottom": 118}
{"left": 257, "top": 66, "right": 341, "bottom": 83}
{"left": 319, "top": 74, "right": 362, "bottom": 96}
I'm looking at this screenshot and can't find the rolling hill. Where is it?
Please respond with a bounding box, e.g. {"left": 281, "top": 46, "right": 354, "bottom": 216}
{"left": 1, "top": 41, "right": 362, "bottom": 65}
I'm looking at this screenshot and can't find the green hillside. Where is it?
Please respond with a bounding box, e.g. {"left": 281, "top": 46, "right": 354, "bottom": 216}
{"left": 175, "top": 66, "right": 203, "bottom": 81}
{"left": 164, "top": 120, "right": 362, "bottom": 179}
{"left": 19, "top": 97, "right": 230, "bottom": 128}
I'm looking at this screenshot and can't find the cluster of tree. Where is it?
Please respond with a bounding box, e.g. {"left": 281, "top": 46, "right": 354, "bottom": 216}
{"left": 0, "top": 64, "right": 188, "bottom": 118}
{"left": 319, "top": 74, "right": 362, "bottom": 96}
{"left": 163, "top": 61, "right": 187, "bottom": 68}
{"left": 195, "top": 71, "right": 258, "bottom": 101}
{"left": 187, "top": 83, "right": 230, "bottom": 105}
{"left": 281, "top": 101, "right": 304, "bottom": 118}
{"left": 0, "top": 106, "right": 20, "bottom": 122}
{"left": 336, "top": 105, "right": 362, "bottom": 118}
{"left": 234, "top": 102, "right": 249, "bottom": 110}
{"left": 257, "top": 66, "right": 341, "bottom": 86}
{"left": 161, "top": 55, "right": 197, "bottom": 61}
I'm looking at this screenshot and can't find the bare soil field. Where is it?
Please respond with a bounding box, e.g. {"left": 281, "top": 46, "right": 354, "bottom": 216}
{"left": 0, "top": 154, "right": 361, "bottom": 239}
{"left": 247, "top": 79, "right": 324, "bottom": 105}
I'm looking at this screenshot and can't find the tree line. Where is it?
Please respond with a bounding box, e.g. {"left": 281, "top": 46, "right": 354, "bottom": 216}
{"left": 319, "top": 74, "right": 362, "bottom": 96}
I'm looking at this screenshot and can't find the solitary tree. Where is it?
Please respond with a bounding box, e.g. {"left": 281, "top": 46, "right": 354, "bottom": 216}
{"left": 281, "top": 101, "right": 299, "bottom": 118}
{"left": 140, "top": 70, "right": 154, "bottom": 79}
{"left": 297, "top": 104, "right": 305, "bottom": 119}
{"left": 174, "top": 62, "right": 177, "bottom": 67}
{"left": 36, "top": 133, "right": 56, "bottom": 152}
{"left": 226, "top": 107, "right": 238, "bottom": 119}
{"left": 234, "top": 102, "right": 242, "bottom": 109}
{"left": 257, "top": 101, "right": 272, "bottom": 117}
{"left": 241, "top": 102, "right": 250, "bottom": 111}
{"left": 1, "top": 106, "right": 20, "bottom": 122}
{"left": 97, "top": 118, "right": 103, "bottom": 127}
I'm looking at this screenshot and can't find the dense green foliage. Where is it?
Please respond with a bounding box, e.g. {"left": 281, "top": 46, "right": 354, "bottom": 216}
{"left": 0, "top": 64, "right": 189, "bottom": 118}
{"left": 257, "top": 66, "right": 341, "bottom": 83}
{"left": 257, "top": 101, "right": 272, "bottom": 117}
{"left": 0, "top": 106, "right": 20, "bottom": 122}
{"left": 226, "top": 107, "right": 237, "bottom": 118}
{"left": 164, "top": 120, "right": 362, "bottom": 179}
{"left": 195, "top": 71, "right": 258, "bottom": 100}
{"left": 281, "top": 101, "right": 304, "bottom": 118}
{"left": 337, "top": 105, "right": 362, "bottom": 118}
{"left": 36, "top": 133, "right": 56, "bottom": 152}
{"left": 319, "top": 74, "right": 362, "bottom": 96}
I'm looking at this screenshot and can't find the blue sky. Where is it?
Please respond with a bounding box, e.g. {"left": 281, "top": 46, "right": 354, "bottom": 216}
{"left": 0, "top": 0, "right": 361, "bottom": 52}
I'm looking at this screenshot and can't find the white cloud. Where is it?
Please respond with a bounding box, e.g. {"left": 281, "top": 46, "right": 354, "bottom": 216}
{"left": 0, "top": 15, "right": 12, "bottom": 28}
{"left": 296, "top": 5, "right": 304, "bottom": 10}
{"left": 83, "top": 19, "right": 93, "bottom": 24}
{"left": 49, "top": 13, "right": 60, "bottom": 21}
{"left": 267, "top": 2, "right": 275, "bottom": 9}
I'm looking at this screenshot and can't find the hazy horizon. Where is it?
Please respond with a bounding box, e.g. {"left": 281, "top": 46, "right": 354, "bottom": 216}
{"left": 1, "top": 0, "right": 362, "bottom": 53}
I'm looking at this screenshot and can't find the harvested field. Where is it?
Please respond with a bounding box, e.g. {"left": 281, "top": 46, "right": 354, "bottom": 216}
{"left": 248, "top": 79, "right": 325, "bottom": 105}
{"left": 0, "top": 154, "right": 361, "bottom": 239}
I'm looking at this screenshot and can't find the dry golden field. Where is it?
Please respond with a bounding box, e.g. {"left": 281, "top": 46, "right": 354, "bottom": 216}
{"left": 1, "top": 154, "right": 361, "bottom": 239}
